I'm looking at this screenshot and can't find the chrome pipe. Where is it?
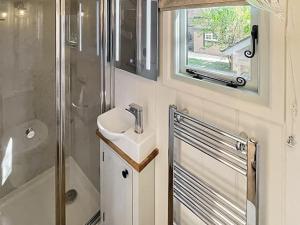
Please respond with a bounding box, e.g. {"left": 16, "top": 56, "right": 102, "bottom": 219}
{"left": 174, "top": 166, "right": 246, "bottom": 219}
{"left": 115, "top": 0, "right": 120, "bottom": 62}
{"left": 174, "top": 177, "right": 246, "bottom": 225}
{"left": 174, "top": 124, "right": 247, "bottom": 165}
{"left": 85, "top": 210, "right": 101, "bottom": 225}
{"left": 174, "top": 191, "right": 216, "bottom": 225}
{"left": 109, "top": 0, "right": 115, "bottom": 108}
{"left": 174, "top": 187, "right": 226, "bottom": 225}
{"left": 99, "top": 0, "right": 106, "bottom": 113}
{"left": 96, "top": 0, "right": 100, "bottom": 56}
{"left": 174, "top": 180, "right": 245, "bottom": 225}
{"left": 246, "top": 140, "right": 258, "bottom": 225}
{"left": 168, "top": 105, "right": 176, "bottom": 225}
{"left": 99, "top": 0, "right": 114, "bottom": 112}
{"left": 169, "top": 105, "right": 258, "bottom": 225}
{"left": 55, "top": 0, "right": 66, "bottom": 223}
{"left": 174, "top": 190, "right": 219, "bottom": 225}
{"left": 174, "top": 111, "right": 247, "bottom": 145}
{"left": 175, "top": 119, "right": 247, "bottom": 157}
{"left": 174, "top": 131, "right": 247, "bottom": 175}
{"left": 78, "top": 2, "right": 83, "bottom": 52}
{"left": 174, "top": 162, "right": 246, "bottom": 219}
{"left": 145, "top": 0, "right": 151, "bottom": 70}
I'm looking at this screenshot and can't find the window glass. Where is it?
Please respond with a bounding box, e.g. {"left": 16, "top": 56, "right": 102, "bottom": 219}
{"left": 177, "top": 6, "right": 258, "bottom": 91}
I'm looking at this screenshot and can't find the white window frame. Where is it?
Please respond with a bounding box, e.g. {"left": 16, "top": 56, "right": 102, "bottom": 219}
{"left": 176, "top": 6, "right": 260, "bottom": 92}
{"left": 204, "top": 32, "right": 218, "bottom": 42}
{"left": 161, "top": 8, "right": 285, "bottom": 123}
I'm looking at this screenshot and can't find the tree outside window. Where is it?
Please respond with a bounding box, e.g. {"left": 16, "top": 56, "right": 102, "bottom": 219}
{"left": 186, "top": 6, "right": 252, "bottom": 78}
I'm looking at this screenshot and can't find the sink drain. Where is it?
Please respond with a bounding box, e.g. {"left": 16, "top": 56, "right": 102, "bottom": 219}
{"left": 65, "top": 189, "right": 78, "bottom": 204}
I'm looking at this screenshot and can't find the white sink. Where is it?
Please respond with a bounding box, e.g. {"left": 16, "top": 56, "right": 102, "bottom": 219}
{"left": 97, "top": 107, "right": 156, "bottom": 163}
{"left": 97, "top": 107, "right": 135, "bottom": 141}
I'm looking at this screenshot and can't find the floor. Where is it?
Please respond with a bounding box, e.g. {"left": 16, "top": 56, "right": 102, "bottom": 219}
{"left": 0, "top": 157, "right": 100, "bottom": 225}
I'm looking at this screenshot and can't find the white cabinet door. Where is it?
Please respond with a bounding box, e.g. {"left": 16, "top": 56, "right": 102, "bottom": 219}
{"left": 101, "top": 142, "right": 133, "bottom": 225}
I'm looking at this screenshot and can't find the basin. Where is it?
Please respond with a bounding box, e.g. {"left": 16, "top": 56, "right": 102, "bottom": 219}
{"left": 97, "top": 107, "right": 156, "bottom": 163}
{"left": 97, "top": 107, "right": 135, "bottom": 141}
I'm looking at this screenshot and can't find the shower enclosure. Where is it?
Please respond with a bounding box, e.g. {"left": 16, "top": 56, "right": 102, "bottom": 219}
{"left": 0, "top": 0, "right": 112, "bottom": 223}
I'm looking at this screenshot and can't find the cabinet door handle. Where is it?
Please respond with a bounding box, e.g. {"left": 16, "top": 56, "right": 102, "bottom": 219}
{"left": 122, "top": 169, "right": 129, "bottom": 178}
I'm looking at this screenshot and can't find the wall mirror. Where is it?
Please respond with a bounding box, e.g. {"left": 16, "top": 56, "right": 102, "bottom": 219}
{"left": 114, "top": 0, "right": 159, "bottom": 81}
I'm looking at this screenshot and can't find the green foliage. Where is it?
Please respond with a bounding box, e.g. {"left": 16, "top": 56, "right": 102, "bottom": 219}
{"left": 188, "top": 58, "right": 231, "bottom": 72}
{"left": 192, "top": 6, "right": 251, "bottom": 50}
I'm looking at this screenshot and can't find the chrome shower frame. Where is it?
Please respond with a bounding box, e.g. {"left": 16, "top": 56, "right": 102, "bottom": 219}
{"left": 55, "top": 0, "right": 115, "bottom": 224}
{"left": 100, "top": 0, "right": 115, "bottom": 113}
{"left": 55, "top": 0, "right": 66, "bottom": 223}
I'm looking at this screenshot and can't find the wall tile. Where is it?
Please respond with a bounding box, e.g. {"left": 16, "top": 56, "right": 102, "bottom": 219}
{"left": 115, "top": 69, "right": 286, "bottom": 225}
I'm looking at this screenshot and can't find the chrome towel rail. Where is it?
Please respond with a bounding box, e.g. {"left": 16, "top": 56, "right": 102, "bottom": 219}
{"left": 168, "top": 105, "right": 259, "bottom": 225}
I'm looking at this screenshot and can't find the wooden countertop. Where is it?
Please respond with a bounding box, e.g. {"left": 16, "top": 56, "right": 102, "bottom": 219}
{"left": 96, "top": 130, "right": 159, "bottom": 173}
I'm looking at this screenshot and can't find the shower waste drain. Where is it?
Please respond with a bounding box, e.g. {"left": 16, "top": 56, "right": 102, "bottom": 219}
{"left": 25, "top": 127, "right": 35, "bottom": 139}
{"left": 65, "top": 189, "right": 78, "bottom": 204}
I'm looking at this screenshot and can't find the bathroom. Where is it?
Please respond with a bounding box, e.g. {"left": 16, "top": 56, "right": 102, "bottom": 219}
{"left": 0, "top": 0, "right": 299, "bottom": 224}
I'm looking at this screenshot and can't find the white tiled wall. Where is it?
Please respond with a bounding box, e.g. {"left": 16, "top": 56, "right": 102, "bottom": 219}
{"left": 115, "top": 69, "right": 286, "bottom": 225}
{"left": 114, "top": 1, "right": 300, "bottom": 224}
{"left": 285, "top": 0, "right": 300, "bottom": 224}
{"left": 0, "top": 0, "right": 56, "bottom": 197}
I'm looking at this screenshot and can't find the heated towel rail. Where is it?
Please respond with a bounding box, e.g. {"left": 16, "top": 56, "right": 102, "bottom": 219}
{"left": 168, "top": 105, "right": 258, "bottom": 225}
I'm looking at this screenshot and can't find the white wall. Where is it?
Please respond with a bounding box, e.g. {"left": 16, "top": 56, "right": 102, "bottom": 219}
{"left": 114, "top": 1, "right": 300, "bottom": 224}
{"left": 285, "top": 0, "right": 300, "bottom": 224}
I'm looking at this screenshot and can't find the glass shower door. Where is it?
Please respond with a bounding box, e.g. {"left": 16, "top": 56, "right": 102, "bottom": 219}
{"left": 64, "top": 0, "right": 102, "bottom": 222}
{"left": 0, "top": 0, "right": 113, "bottom": 223}
{"left": 63, "top": 0, "right": 113, "bottom": 224}
{"left": 0, "top": 0, "right": 57, "bottom": 224}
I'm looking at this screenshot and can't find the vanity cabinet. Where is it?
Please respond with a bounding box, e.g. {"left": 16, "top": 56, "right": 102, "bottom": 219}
{"left": 100, "top": 140, "right": 156, "bottom": 225}
{"left": 101, "top": 142, "right": 133, "bottom": 225}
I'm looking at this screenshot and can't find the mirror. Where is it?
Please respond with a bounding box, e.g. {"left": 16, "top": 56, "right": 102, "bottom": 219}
{"left": 114, "top": 0, "right": 158, "bottom": 81}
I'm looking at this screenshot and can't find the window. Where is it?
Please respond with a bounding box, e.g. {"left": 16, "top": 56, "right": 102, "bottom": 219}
{"left": 175, "top": 6, "right": 259, "bottom": 92}
{"left": 204, "top": 33, "right": 218, "bottom": 42}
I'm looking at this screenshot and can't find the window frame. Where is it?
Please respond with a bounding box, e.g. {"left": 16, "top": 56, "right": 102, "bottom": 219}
{"left": 204, "top": 32, "right": 218, "bottom": 42}
{"left": 176, "top": 6, "right": 260, "bottom": 92}
{"left": 161, "top": 8, "right": 285, "bottom": 124}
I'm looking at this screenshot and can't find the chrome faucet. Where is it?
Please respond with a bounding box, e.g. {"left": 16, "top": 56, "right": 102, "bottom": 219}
{"left": 126, "top": 103, "right": 143, "bottom": 134}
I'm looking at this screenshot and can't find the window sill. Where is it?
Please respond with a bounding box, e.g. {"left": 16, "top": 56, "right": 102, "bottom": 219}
{"left": 174, "top": 71, "right": 264, "bottom": 103}
{"left": 183, "top": 69, "right": 255, "bottom": 91}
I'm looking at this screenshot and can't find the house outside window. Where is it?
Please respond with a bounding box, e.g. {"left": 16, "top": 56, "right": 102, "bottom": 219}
{"left": 204, "top": 33, "right": 218, "bottom": 42}
{"left": 176, "top": 6, "right": 259, "bottom": 92}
